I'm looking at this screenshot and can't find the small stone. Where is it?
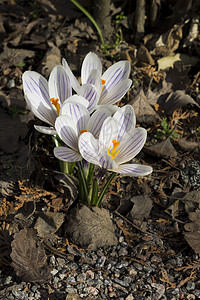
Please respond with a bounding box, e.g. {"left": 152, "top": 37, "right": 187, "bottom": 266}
{"left": 119, "top": 236, "right": 124, "bottom": 243}
{"left": 51, "top": 268, "right": 59, "bottom": 276}
{"left": 118, "top": 247, "right": 128, "bottom": 256}
{"left": 5, "top": 276, "right": 12, "bottom": 284}
{"left": 86, "top": 270, "right": 95, "bottom": 279}
{"left": 186, "top": 281, "right": 195, "bottom": 291}
{"left": 126, "top": 295, "right": 134, "bottom": 300}
{"left": 88, "top": 286, "right": 99, "bottom": 296}
{"left": 57, "top": 258, "right": 66, "bottom": 267}
{"left": 186, "top": 294, "right": 195, "bottom": 300}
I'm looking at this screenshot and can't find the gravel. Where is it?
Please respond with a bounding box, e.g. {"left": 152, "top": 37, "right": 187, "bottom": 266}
{"left": 0, "top": 215, "right": 199, "bottom": 299}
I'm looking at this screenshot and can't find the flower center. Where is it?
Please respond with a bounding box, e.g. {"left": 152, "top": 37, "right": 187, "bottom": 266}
{"left": 107, "top": 139, "right": 120, "bottom": 159}
{"left": 80, "top": 129, "right": 87, "bottom": 134}
{"left": 50, "top": 97, "right": 60, "bottom": 115}
{"left": 101, "top": 79, "right": 106, "bottom": 93}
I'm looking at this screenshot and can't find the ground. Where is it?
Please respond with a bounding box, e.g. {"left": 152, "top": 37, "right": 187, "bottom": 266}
{"left": 1, "top": 0, "right": 200, "bottom": 299}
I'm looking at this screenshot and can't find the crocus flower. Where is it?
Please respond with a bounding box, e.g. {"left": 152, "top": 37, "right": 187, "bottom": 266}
{"left": 78, "top": 114, "right": 152, "bottom": 177}
{"left": 54, "top": 100, "right": 111, "bottom": 162}
{"left": 62, "top": 52, "right": 132, "bottom": 110}
{"left": 22, "top": 65, "right": 72, "bottom": 135}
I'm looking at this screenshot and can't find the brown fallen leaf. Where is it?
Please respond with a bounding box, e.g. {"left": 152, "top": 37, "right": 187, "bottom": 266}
{"left": 130, "top": 89, "right": 160, "bottom": 125}
{"left": 129, "top": 194, "right": 153, "bottom": 224}
{"left": 184, "top": 210, "right": 200, "bottom": 255}
{"left": 34, "top": 211, "right": 65, "bottom": 238}
{"left": 145, "top": 139, "right": 178, "bottom": 158}
{"left": 177, "top": 138, "right": 199, "bottom": 153}
{"left": 66, "top": 206, "right": 117, "bottom": 250}
{"left": 158, "top": 90, "right": 200, "bottom": 114}
{"left": 11, "top": 228, "right": 51, "bottom": 283}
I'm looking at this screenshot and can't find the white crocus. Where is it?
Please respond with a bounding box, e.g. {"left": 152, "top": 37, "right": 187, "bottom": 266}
{"left": 78, "top": 115, "right": 152, "bottom": 177}
{"left": 62, "top": 52, "right": 132, "bottom": 110}
{"left": 54, "top": 100, "right": 111, "bottom": 162}
{"left": 22, "top": 65, "right": 72, "bottom": 135}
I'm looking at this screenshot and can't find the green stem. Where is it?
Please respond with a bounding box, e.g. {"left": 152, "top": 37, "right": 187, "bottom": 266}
{"left": 69, "top": 0, "right": 105, "bottom": 45}
{"left": 96, "top": 172, "right": 116, "bottom": 207}
{"left": 86, "top": 163, "right": 95, "bottom": 186}
{"left": 77, "top": 161, "right": 89, "bottom": 205}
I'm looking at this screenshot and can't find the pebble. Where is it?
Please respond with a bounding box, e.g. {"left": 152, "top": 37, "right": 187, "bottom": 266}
{"left": 186, "top": 281, "right": 195, "bottom": 291}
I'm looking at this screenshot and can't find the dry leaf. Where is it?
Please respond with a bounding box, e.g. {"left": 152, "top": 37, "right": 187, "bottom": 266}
{"left": 40, "top": 42, "right": 61, "bottom": 77}
{"left": 177, "top": 139, "right": 199, "bottom": 153}
{"left": 0, "top": 45, "right": 34, "bottom": 69}
{"left": 129, "top": 194, "right": 153, "bottom": 223}
{"left": 11, "top": 228, "right": 51, "bottom": 283}
{"left": 130, "top": 89, "right": 160, "bottom": 125}
{"left": 34, "top": 211, "right": 65, "bottom": 238}
{"left": 184, "top": 210, "right": 200, "bottom": 255}
{"left": 66, "top": 206, "right": 117, "bottom": 250}
{"left": 146, "top": 139, "right": 177, "bottom": 158}
{"left": 158, "top": 90, "right": 199, "bottom": 114}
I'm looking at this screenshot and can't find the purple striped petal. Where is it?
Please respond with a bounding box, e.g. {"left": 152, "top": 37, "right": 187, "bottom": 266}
{"left": 86, "top": 109, "right": 111, "bottom": 138}
{"left": 25, "top": 93, "right": 56, "bottom": 126}
{"left": 22, "top": 71, "right": 50, "bottom": 108}
{"left": 78, "top": 84, "right": 99, "bottom": 113}
{"left": 49, "top": 65, "right": 72, "bottom": 104}
{"left": 62, "top": 58, "right": 80, "bottom": 93}
{"left": 99, "top": 79, "right": 132, "bottom": 105}
{"left": 113, "top": 105, "right": 136, "bottom": 140}
{"left": 116, "top": 164, "right": 153, "bottom": 176}
{"left": 34, "top": 125, "right": 57, "bottom": 135}
{"left": 97, "top": 148, "right": 118, "bottom": 170}
{"left": 99, "top": 117, "right": 118, "bottom": 149}
{"left": 61, "top": 95, "right": 89, "bottom": 111}
{"left": 60, "top": 103, "right": 90, "bottom": 133}
{"left": 78, "top": 132, "right": 100, "bottom": 165}
{"left": 101, "top": 60, "right": 130, "bottom": 88}
{"left": 54, "top": 146, "right": 82, "bottom": 162}
{"left": 81, "top": 52, "right": 102, "bottom": 84}
{"left": 55, "top": 115, "right": 78, "bottom": 151}
{"left": 115, "top": 128, "right": 147, "bottom": 165}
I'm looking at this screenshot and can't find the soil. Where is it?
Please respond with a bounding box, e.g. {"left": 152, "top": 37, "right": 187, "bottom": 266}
{"left": 1, "top": 0, "right": 200, "bottom": 299}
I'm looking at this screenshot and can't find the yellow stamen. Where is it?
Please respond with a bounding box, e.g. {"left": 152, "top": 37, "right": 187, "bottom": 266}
{"left": 50, "top": 97, "right": 61, "bottom": 115}
{"left": 107, "top": 139, "right": 120, "bottom": 159}
{"left": 101, "top": 79, "right": 106, "bottom": 94}
{"left": 80, "top": 129, "right": 87, "bottom": 134}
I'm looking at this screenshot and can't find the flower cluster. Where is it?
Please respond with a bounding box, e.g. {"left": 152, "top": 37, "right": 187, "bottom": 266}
{"left": 23, "top": 52, "right": 152, "bottom": 206}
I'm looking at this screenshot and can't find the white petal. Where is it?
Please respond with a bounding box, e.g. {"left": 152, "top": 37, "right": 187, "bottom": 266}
{"left": 116, "top": 164, "right": 153, "bottom": 176}
{"left": 34, "top": 125, "right": 57, "bottom": 135}
{"left": 99, "top": 117, "right": 118, "bottom": 149}
{"left": 113, "top": 105, "right": 136, "bottom": 140}
{"left": 99, "top": 79, "right": 132, "bottom": 105}
{"left": 81, "top": 52, "right": 102, "bottom": 84}
{"left": 61, "top": 95, "right": 89, "bottom": 112}
{"left": 49, "top": 65, "right": 72, "bottom": 103}
{"left": 60, "top": 102, "right": 90, "bottom": 133}
{"left": 55, "top": 115, "right": 78, "bottom": 151}
{"left": 86, "top": 109, "right": 111, "bottom": 138}
{"left": 115, "top": 128, "right": 147, "bottom": 165}
{"left": 96, "top": 104, "right": 120, "bottom": 115}
{"left": 62, "top": 58, "right": 80, "bottom": 93}
{"left": 22, "top": 71, "right": 50, "bottom": 108}
{"left": 25, "top": 93, "right": 56, "bottom": 126}
{"left": 78, "top": 84, "right": 99, "bottom": 113}
{"left": 102, "top": 60, "right": 130, "bottom": 85}
{"left": 54, "top": 146, "right": 82, "bottom": 162}
{"left": 97, "top": 147, "right": 118, "bottom": 170}
{"left": 78, "top": 132, "right": 100, "bottom": 165}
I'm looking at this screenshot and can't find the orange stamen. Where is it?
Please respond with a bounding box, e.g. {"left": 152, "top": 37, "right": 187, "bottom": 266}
{"left": 101, "top": 79, "right": 106, "bottom": 94}
{"left": 80, "top": 129, "right": 87, "bottom": 134}
{"left": 50, "top": 97, "right": 60, "bottom": 115}
{"left": 107, "top": 139, "right": 120, "bottom": 159}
